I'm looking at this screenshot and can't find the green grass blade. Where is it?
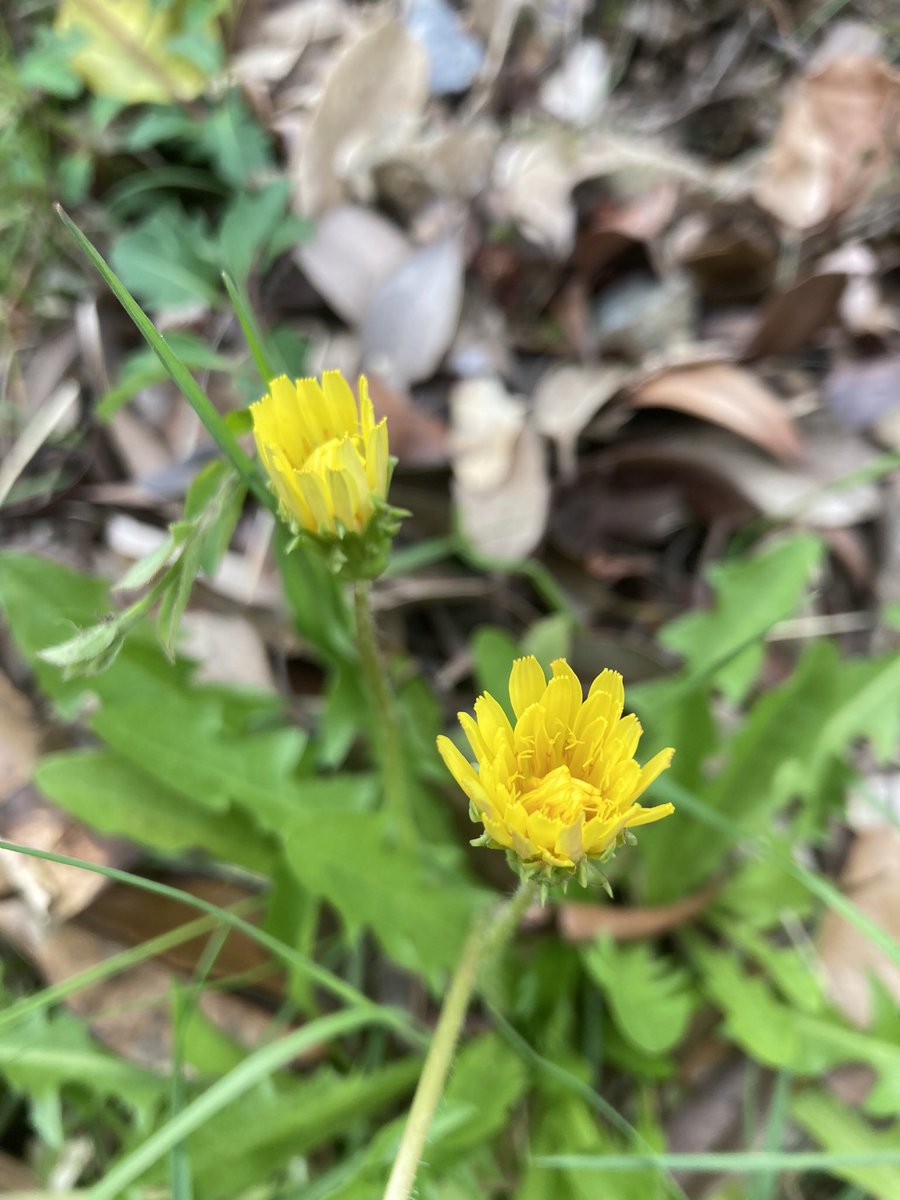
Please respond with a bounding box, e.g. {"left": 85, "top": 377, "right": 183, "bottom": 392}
{"left": 85, "top": 1008, "right": 388, "bottom": 1200}
{"left": 55, "top": 206, "right": 272, "bottom": 511}
{"left": 0, "top": 838, "right": 422, "bottom": 1045}
{"left": 533, "top": 1150, "right": 900, "bottom": 1173}
{"left": 221, "top": 270, "right": 277, "bottom": 383}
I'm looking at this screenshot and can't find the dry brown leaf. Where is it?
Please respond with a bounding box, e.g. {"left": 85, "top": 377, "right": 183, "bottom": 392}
{"left": 628, "top": 362, "right": 804, "bottom": 462}
{"left": 743, "top": 272, "right": 846, "bottom": 358}
{"left": 454, "top": 421, "right": 550, "bottom": 562}
{"left": 539, "top": 38, "right": 608, "bottom": 128}
{"left": 825, "top": 356, "right": 900, "bottom": 431}
{"left": 361, "top": 232, "right": 464, "bottom": 388}
{"left": 233, "top": 0, "right": 348, "bottom": 86}
{"left": 755, "top": 54, "right": 900, "bottom": 230}
{"left": 0, "top": 673, "right": 40, "bottom": 807}
{"left": 179, "top": 612, "right": 277, "bottom": 692}
{"left": 366, "top": 374, "right": 448, "bottom": 468}
{"left": 818, "top": 826, "right": 900, "bottom": 1027}
{"left": 295, "top": 205, "right": 411, "bottom": 325}
{"left": 558, "top": 884, "right": 718, "bottom": 942}
{"left": 533, "top": 364, "right": 627, "bottom": 480}
{"left": 296, "top": 18, "right": 429, "bottom": 213}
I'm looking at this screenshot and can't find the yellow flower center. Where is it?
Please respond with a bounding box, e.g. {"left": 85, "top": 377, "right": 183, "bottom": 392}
{"left": 520, "top": 764, "right": 602, "bottom": 824}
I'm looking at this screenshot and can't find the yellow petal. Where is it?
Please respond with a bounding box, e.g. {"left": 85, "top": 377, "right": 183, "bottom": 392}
{"left": 322, "top": 370, "right": 358, "bottom": 437}
{"left": 297, "top": 470, "right": 335, "bottom": 532}
{"left": 509, "top": 656, "right": 546, "bottom": 720}
{"left": 328, "top": 469, "right": 356, "bottom": 530}
{"left": 475, "top": 692, "right": 514, "bottom": 753}
{"left": 555, "top": 812, "right": 584, "bottom": 863}
{"left": 458, "top": 711, "right": 489, "bottom": 763}
{"left": 436, "top": 736, "right": 486, "bottom": 808}
{"left": 625, "top": 801, "right": 675, "bottom": 828}
{"left": 630, "top": 747, "right": 675, "bottom": 802}
{"left": 612, "top": 713, "right": 643, "bottom": 762}
{"left": 541, "top": 672, "right": 581, "bottom": 737}
{"left": 296, "top": 377, "right": 330, "bottom": 447}
{"left": 358, "top": 375, "right": 376, "bottom": 437}
{"left": 588, "top": 669, "right": 624, "bottom": 722}
{"left": 364, "top": 419, "right": 389, "bottom": 497}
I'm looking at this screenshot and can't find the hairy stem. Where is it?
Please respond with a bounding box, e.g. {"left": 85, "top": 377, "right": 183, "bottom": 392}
{"left": 353, "top": 580, "right": 413, "bottom": 842}
{"left": 383, "top": 878, "right": 538, "bottom": 1200}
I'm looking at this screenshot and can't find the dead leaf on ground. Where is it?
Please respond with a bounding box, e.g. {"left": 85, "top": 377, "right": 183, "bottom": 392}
{"left": 539, "top": 38, "right": 608, "bottom": 128}
{"left": 366, "top": 373, "right": 448, "bottom": 467}
{"left": 0, "top": 792, "right": 131, "bottom": 920}
{"left": 454, "top": 422, "right": 550, "bottom": 563}
{"left": 233, "top": 0, "right": 348, "bottom": 87}
{"left": 179, "top": 612, "right": 277, "bottom": 692}
{"left": 533, "top": 364, "right": 628, "bottom": 480}
{"left": 491, "top": 134, "right": 577, "bottom": 257}
{"left": 0, "top": 673, "right": 40, "bottom": 807}
{"left": 742, "top": 272, "right": 847, "bottom": 358}
{"left": 295, "top": 18, "right": 429, "bottom": 213}
{"left": 755, "top": 54, "right": 900, "bottom": 230}
{"left": 295, "top": 205, "right": 411, "bottom": 326}
{"left": 450, "top": 376, "right": 526, "bottom": 491}
{"left": 361, "top": 232, "right": 464, "bottom": 389}
{"left": 818, "top": 826, "right": 900, "bottom": 1027}
{"left": 628, "top": 361, "right": 804, "bottom": 462}
{"left": 558, "top": 884, "right": 718, "bottom": 942}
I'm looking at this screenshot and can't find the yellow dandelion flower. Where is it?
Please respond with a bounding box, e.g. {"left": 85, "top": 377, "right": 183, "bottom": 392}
{"left": 437, "top": 657, "right": 675, "bottom": 886}
{"left": 251, "top": 370, "right": 399, "bottom": 578}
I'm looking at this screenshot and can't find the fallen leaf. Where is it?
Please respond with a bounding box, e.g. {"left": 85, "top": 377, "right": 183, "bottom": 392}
{"left": 455, "top": 421, "right": 550, "bottom": 562}
{"left": 818, "top": 826, "right": 900, "bottom": 1027}
{"left": 296, "top": 18, "right": 429, "bottom": 213}
{"left": 450, "top": 376, "right": 526, "bottom": 491}
{"left": 0, "top": 674, "right": 40, "bottom": 807}
{"left": 366, "top": 374, "right": 448, "bottom": 467}
{"left": 755, "top": 54, "right": 900, "bottom": 230}
{"left": 592, "top": 272, "right": 697, "bottom": 360}
{"left": 233, "top": 0, "right": 347, "bottom": 86}
{"left": 539, "top": 38, "right": 608, "bottom": 128}
{"left": 558, "top": 884, "right": 718, "bottom": 942}
{"left": 295, "top": 205, "right": 411, "bottom": 326}
{"left": 405, "top": 0, "right": 485, "bottom": 96}
{"left": 533, "top": 364, "right": 627, "bottom": 480}
{"left": 0, "top": 380, "right": 81, "bottom": 507}
{"left": 628, "top": 362, "right": 804, "bottom": 462}
{"left": 491, "top": 134, "right": 577, "bottom": 256}
{"left": 743, "top": 273, "right": 846, "bottom": 358}
{"left": 361, "top": 232, "right": 465, "bottom": 388}
{"left": 179, "top": 612, "right": 277, "bottom": 692}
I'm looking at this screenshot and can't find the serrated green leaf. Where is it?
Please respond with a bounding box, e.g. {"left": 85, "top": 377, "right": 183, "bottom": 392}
{"left": 582, "top": 937, "right": 695, "bottom": 1056}
{"left": 521, "top": 612, "right": 574, "bottom": 669}
{"left": 158, "top": 536, "right": 203, "bottom": 657}
{"left": 110, "top": 204, "right": 221, "bottom": 309}
{"left": 37, "top": 618, "right": 122, "bottom": 669}
{"left": 35, "top": 749, "right": 272, "bottom": 872}
{"left": 218, "top": 182, "right": 290, "bottom": 285}
{"left": 282, "top": 811, "right": 487, "bottom": 985}
{"left": 199, "top": 89, "right": 272, "bottom": 187}
{"left": 659, "top": 534, "right": 823, "bottom": 700}
{"left": 113, "top": 530, "right": 180, "bottom": 591}
{"left": 792, "top": 1089, "right": 900, "bottom": 1200}
{"left": 471, "top": 626, "right": 518, "bottom": 718}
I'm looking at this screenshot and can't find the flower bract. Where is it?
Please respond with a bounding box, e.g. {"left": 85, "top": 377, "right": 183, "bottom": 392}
{"left": 437, "top": 657, "right": 675, "bottom": 885}
{"left": 251, "top": 371, "right": 398, "bottom": 578}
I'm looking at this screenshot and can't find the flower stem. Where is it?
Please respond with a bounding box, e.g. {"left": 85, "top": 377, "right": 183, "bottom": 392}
{"left": 382, "top": 878, "right": 538, "bottom": 1200}
{"left": 353, "top": 580, "right": 413, "bottom": 842}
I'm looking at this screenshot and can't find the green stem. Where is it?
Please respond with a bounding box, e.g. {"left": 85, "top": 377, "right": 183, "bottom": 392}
{"left": 353, "top": 580, "right": 413, "bottom": 842}
{"left": 383, "top": 878, "right": 538, "bottom": 1200}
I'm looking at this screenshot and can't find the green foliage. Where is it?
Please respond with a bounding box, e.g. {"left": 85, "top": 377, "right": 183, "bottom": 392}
{"left": 792, "top": 1089, "right": 900, "bottom": 1200}
{"left": 283, "top": 811, "right": 488, "bottom": 986}
{"left": 581, "top": 937, "right": 696, "bottom": 1056}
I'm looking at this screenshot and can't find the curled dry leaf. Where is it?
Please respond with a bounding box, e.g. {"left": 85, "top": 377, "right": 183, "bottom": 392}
{"left": 450, "top": 376, "right": 526, "bottom": 491}
{"left": 366, "top": 373, "right": 449, "bottom": 467}
{"left": 539, "top": 38, "right": 608, "bottom": 129}
{"left": 558, "top": 884, "right": 718, "bottom": 942}
{"left": 296, "top": 18, "right": 429, "bottom": 213}
{"left": 628, "top": 361, "right": 804, "bottom": 462}
{"left": 755, "top": 54, "right": 900, "bottom": 230}
{"left": 533, "top": 364, "right": 627, "bottom": 480}
{"left": 818, "top": 826, "right": 900, "bottom": 1028}
{"left": 454, "top": 421, "right": 551, "bottom": 563}
{"left": 295, "top": 205, "right": 411, "bottom": 325}
{"left": 491, "top": 134, "right": 577, "bottom": 256}
{"left": 233, "top": 0, "right": 348, "bottom": 86}
{"left": 361, "top": 232, "right": 465, "bottom": 389}
{"left": 0, "top": 674, "right": 40, "bottom": 807}
{"left": 742, "top": 272, "right": 846, "bottom": 358}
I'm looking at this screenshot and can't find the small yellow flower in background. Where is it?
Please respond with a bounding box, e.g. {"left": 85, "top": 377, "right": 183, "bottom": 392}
{"left": 252, "top": 371, "right": 400, "bottom": 578}
{"left": 437, "top": 657, "right": 674, "bottom": 887}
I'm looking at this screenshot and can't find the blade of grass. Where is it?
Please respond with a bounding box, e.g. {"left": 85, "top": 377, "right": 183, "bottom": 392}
{"left": 533, "top": 1150, "right": 900, "bottom": 1173}
{"left": 55, "top": 206, "right": 273, "bottom": 512}
{"left": 653, "top": 778, "right": 900, "bottom": 970}
{"left": 221, "top": 270, "right": 279, "bottom": 383}
{"left": 0, "top": 839, "right": 423, "bottom": 1046}
{"left": 84, "top": 1007, "right": 388, "bottom": 1200}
